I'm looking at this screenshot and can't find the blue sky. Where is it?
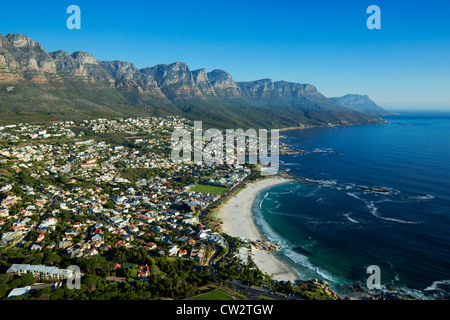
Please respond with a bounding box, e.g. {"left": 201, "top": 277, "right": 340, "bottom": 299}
{"left": 1, "top": 0, "right": 450, "bottom": 110}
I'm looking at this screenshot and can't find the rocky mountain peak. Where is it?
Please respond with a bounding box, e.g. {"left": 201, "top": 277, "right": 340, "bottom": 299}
{"left": 192, "top": 68, "right": 207, "bottom": 81}
{"left": 192, "top": 68, "right": 216, "bottom": 96}
{"left": 330, "top": 94, "right": 394, "bottom": 116}
{"left": 207, "top": 69, "right": 233, "bottom": 82}
{"left": 168, "top": 61, "right": 189, "bottom": 71}
{"left": 5, "top": 33, "right": 44, "bottom": 51}
{"left": 304, "top": 84, "right": 318, "bottom": 92}
{"left": 139, "top": 62, "right": 204, "bottom": 100}
{"left": 71, "top": 51, "right": 98, "bottom": 65}
{"left": 206, "top": 69, "right": 240, "bottom": 97}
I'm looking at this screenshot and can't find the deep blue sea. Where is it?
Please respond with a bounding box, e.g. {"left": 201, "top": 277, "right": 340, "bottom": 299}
{"left": 252, "top": 111, "right": 450, "bottom": 299}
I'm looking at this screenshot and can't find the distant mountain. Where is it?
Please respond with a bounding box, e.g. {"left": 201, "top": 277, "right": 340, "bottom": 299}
{"left": 0, "top": 33, "right": 385, "bottom": 127}
{"left": 329, "top": 94, "right": 395, "bottom": 116}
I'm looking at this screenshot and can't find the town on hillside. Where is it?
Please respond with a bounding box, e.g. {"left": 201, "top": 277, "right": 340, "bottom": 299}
{"left": 0, "top": 116, "right": 339, "bottom": 300}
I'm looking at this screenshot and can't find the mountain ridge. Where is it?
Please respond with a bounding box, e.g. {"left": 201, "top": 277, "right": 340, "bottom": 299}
{"left": 0, "top": 33, "right": 385, "bottom": 128}
{"left": 330, "top": 94, "right": 395, "bottom": 116}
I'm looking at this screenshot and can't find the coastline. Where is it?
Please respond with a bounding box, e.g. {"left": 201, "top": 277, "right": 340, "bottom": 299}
{"left": 216, "top": 176, "right": 301, "bottom": 283}
{"left": 278, "top": 120, "right": 387, "bottom": 132}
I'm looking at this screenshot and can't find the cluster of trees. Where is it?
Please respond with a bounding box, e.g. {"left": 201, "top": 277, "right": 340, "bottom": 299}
{"left": 1, "top": 247, "right": 214, "bottom": 300}
{"left": 0, "top": 272, "right": 37, "bottom": 299}
{"left": 247, "top": 164, "right": 262, "bottom": 181}
{"left": 171, "top": 172, "right": 196, "bottom": 189}
{"left": 217, "top": 259, "right": 335, "bottom": 300}
{"left": 217, "top": 255, "right": 268, "bottom": 287}
{"left": 0, "top": 247, "right": 73, "bottom": 270}
{"left": 273, "top": 282, "right": 336, "bottom": 300}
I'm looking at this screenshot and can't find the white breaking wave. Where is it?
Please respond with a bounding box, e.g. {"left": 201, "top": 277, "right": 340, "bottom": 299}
{"left": 424, "top": 279, "right": 450, "bottom": 292}
{"left": 282, "top": 248, "right": 335, "bottom": 282}
{"left": 347, "top": 192, "right": 419, "bottom": 224}
{"left": 367, "top": 201, "right": 419, "bottom": 224}
{"left": 343, "top": 212, "right": 359, "bottom": 224}
{"left": 346, "top": 192, "right": 365, "bottom": 201}
{"left": 343, "top": 183, "right": 356, "bottom": 190}
{"left": 410, "top": 194, "right": 436, "bottom": 201}
{"left": 259, "top": 192, "right": 269, "bottom": 210}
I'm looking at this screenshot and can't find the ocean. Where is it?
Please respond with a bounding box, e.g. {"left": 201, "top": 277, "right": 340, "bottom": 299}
{"left": 252, "top": 111, "right": 450, "bottom": 299}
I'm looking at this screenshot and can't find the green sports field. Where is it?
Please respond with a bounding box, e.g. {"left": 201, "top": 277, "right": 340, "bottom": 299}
{"left": 190, "top": 184, "right": 228, "bottom": 195}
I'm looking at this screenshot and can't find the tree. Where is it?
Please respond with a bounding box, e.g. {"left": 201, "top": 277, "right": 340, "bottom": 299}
{"left": 83, "top": 274, "right": 102, "bottom": 292}
{"left": 8, "top": 278, "right": 23, "bottom": 289}
{"left": 19, "top": 273, "right": 36, "bottom": 286}
{"left": 0, "top": 274, "right": 13, "bottom": 284}
{"left": 112, "top": 248, "right": 126, "bottom": 263}
{"left": 24, "top": 252, "right": 43, "bottom": 265}
{"left": 0, "top": 283, "right": 8, "bottom": 298}
{"left": 150, "top": 264, "right": 160, "bottom": 277}
{"left": 43, "top": 252, "right": 61, "bottom": 266}
{"left": 125, "top": 265, "right": 138, "bottom": 279}
{"left": 49, "top": 288, "right": 65, "bottom": 300}
{"left": 18, "top": 171, "right": 34, "bottom": 186}
{"left": 105, "top": 201, "right": 115, "bottom": 209}
{"left": 58, "top": 175, "right": 69, "bottom": 185}
{"left": 75, "top": 255, "right": 113, "bottom": 277}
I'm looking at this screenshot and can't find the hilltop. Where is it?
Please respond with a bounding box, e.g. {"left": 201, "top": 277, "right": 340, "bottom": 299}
{"left": 330, "top": 94, "right": 395, "bottom": 116}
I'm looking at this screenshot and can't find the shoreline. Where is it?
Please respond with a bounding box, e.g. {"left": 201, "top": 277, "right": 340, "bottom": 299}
{"left": 278, "top": 120, "right": 387, "bottom": 132}
{"left": 215, "top": 176, "right": 419, "bottom": 300}
{"left": 216, "top": 176, "right": 301, "bottom": 283}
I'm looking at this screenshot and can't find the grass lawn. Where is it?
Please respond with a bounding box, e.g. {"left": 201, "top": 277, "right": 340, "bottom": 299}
{"left": 190, "top": 184, "right": 228, "bottom": 195}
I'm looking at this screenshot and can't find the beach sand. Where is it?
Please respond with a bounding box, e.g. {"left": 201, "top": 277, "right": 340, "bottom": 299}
{"left": 217, "top": 177, "right": 301, "bottom": 282}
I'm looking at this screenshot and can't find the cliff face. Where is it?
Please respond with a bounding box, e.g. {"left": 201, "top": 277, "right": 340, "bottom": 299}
{"left": 0, "top": 33, "right": 384, "bottom": 127}
{"left": 330, "top": 94, "right": 395, "bottom": 116}
{"left": 191, "top": 68, "right": 216, "bottom": 96}
{"left": 0, "top": 34, "right": 57, "bottom": 83}
{"left": 140, "top": 62, "right": 204, "bottom": 101}
{"left": 206, "top": 69, "right": 241, "bottom": 98}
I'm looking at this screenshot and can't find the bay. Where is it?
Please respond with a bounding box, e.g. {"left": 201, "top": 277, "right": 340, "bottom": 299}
{"left": 253, "top": 111, "right": 450, "bottom": 299}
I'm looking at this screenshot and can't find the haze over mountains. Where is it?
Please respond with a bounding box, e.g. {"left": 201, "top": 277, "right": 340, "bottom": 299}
{"left": 0, "top": 33, "right": 386, "bottom": 127}
{"left": 330, "top": 94, "right": 394, "bottom": 116}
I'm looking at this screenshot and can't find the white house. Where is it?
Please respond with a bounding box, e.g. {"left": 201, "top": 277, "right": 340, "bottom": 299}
{"left": 168, "top": 245, "right": 179, "bottom": 256}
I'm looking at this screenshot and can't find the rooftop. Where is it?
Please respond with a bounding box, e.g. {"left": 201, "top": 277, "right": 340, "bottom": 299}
{"left": 7, "top": 264, "right": 74, "bottom": 276}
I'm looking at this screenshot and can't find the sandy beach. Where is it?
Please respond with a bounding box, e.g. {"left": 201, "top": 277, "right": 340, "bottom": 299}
{"left": 217, "top": 177, "right": 301, "bottom": 282}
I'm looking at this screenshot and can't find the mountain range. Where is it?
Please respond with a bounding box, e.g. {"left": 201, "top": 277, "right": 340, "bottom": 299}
{"left": 330, "top": 94, "right": 395, "bottom": 116}
{"left": 0, "top": 33, "right": 387, "bottom": 128}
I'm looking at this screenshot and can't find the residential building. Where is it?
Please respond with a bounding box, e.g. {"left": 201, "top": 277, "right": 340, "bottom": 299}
{"left": 6, "top": 264, "right": 74, "bottom": 281}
